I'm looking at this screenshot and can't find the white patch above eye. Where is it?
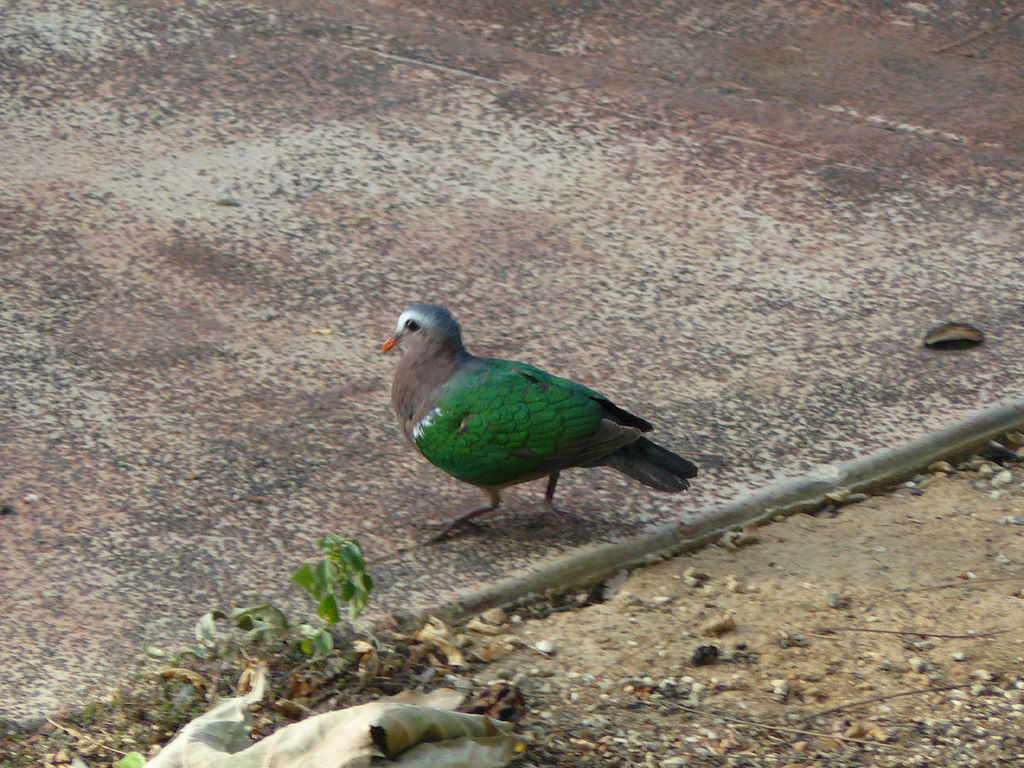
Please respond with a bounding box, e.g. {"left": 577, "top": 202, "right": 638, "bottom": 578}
{"left": 413, "top": 407, "right": 442, "bottom": 442}
{"left": 396, "top": 308, "right": 426, "bottom": 334}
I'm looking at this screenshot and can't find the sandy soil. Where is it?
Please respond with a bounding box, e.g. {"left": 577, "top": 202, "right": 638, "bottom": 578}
{"left": 487, "top": 464, "right": 1024, "bottom": 767}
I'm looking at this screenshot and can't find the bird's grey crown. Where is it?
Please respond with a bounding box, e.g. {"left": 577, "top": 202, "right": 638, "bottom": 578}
{"left": 397, "top": 304, "right": 463, "bottom": 344}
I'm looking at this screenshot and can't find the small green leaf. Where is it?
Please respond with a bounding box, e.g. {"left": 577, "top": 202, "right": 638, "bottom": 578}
{"left": 340, "top": 542, "right": 365, "bottom": 572}
{"left": 315, "top": 558, "right": 335, "bottom": 590}
{"left": 297, "top": 624, "right": 334, "bottom": 655}
{"left": 194, "top": 612, "right": 220, "bottom": 646}
{"left": 236, "top": 604, "right": 290, "bottom": 630}
{"left": 340, "top": 579, "right": 355, "bottom": 602}
{"left": 302, "top": 626, "right": 334, "bottom": 654}
{"left": 292, "top": 562, "right": 319, "bottom": 597}
{"left": 318, "top": 593, "right": 341, "bottom": 625}
{"left": 115, "top": 752, "right": 146, "bottom": 768}
{"left": 183, "top": 644, "right": 210, "bottom": 660}
{"left": 315, "top": 629, "right": 333, "bottom": 654}
{"left": 349, "top": 597, "right": 365, "bottom": 620}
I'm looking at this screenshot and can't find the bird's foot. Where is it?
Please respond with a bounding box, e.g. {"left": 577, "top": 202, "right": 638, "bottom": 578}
{"left": 534, "top": 472, "right": 571, "bottom": 520}
{"left": 544, "top": 497, "right": 572, "bottom": 517}
{"left": 419, "top": 504, "right": 498, "bottom": 542}
{"left": 519, "top": 498, "right": 573, "bottom": 525}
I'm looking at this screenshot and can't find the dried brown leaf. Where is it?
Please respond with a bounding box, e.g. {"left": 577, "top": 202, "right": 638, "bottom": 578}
{"left": 924, "top": 322, "right": 984, "bottom": 349}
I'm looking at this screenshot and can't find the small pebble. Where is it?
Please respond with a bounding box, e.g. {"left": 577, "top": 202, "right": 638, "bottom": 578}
{"left": 534, "top": 639, "right": 555, "bottom": 655}
{"left": 690, "top": 645, "right": 720, "bottom": 666}
{"left": 952, "top": 652, "right": 967, "bottom": 662}
{"left": 724, "top": 575, "right": 746, "bottom": 593}
{"left": 688, "top": 681, "right": 707, "bottom": 704}
{"left": 510, "top": 672, "right": 538, "bottom": 694}
{"left": 778, "top": 630, "right": 808, "bottom": 648}
{"left": 481, "top": 607, "right": 507, "bottom": 624}
{"left": 999, "top": 515, "right": 1024, "bottom": 525}
{"left": 928, "top": 460, "right": 953, "bottom": 474}
{"left": 909, "top": 656, "right": 929, "bottom": 674}
{"left": 991, "top": 470, "right": 1013, "bottom": 487}
{"left": 719, "top": 530, "right": 743, "bottom": 549}
{"left": 213, "top": 186, "right": 242, "bottom": 206}
{"left": 825, "top": 591, "right": 848, "bottom": 609}
{"left": 683, "top": 566, "right": 710, "bottom": 582}
{"left": 770, "top": 678, "right": 790, "bottom": 700}
{"left": 825, "top": 488, "right": 851, "bottom": 503}
{"left": 977, "top": 464, "right": 995, "bottom": 479}
{"left": 700, "top": 614, "right": 735, "bottom": 636}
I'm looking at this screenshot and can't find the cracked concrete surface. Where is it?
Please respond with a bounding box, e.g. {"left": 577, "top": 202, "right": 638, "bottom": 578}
{"left": 1, "top": 0, "right": 1023, "bottom": 721}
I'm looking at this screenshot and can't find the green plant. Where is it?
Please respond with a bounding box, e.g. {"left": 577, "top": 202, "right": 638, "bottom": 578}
{"left": 189, "top": 603, "right": 332, "bottom": 658}
{"left": 292, "top": 535, "right": 374, "bottom": 625}
{"left": 182, "top": 538, "right": 372, "bottom": 660}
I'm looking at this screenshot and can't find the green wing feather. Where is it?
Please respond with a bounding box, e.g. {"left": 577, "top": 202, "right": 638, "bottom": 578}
{"left": 413, "top": 360, "right": 639, "bottom": 487}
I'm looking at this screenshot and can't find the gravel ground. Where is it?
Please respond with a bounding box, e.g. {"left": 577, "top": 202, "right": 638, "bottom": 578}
{"left": 481, "top": 461, "right": 1024, "bottom": 767}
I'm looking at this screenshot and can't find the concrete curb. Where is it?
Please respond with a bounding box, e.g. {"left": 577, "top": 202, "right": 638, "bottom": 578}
{"left": 442, "top": 397, "right": 1024, "bottom": 620}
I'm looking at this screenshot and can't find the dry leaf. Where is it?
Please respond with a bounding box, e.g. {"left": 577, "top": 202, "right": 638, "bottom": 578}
{"left": 924, "top": 322, "right": 984, "bottom": 349}
{"left": 286, "top": 674, "right": 314, "bottom": 701}
{"left": 459, "top": 683, "right": 525, "bottom": 722}
{"left": 465, "top": 616, "right": 509, "bottom": 636}
{"left": 158, "top": 667, "right": 211, "bottom": 690}
{"left": 415, "top": 617, "right": 467, "bottom": 668}
{"left": 468, "top": 641, "right": 513, "bottom": 663}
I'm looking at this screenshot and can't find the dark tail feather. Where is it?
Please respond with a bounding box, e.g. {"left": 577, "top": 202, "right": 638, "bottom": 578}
{"left": 602, "top": 437, "right": 698, "bottom": 492}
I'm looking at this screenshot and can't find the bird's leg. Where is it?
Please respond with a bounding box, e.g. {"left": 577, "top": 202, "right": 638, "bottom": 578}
{"left": 423, "top": 488, "right": 501, "bottom": 541}
{"left": 543, "top": 471, "right": 561, "bottom": 511}
{"left": 528, "top": 471, "right": 570, "bottom": 520}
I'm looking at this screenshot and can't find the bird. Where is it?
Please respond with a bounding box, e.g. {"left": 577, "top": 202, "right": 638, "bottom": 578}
{"left": 382, "top": 304, "right": 698, "bottom": 538}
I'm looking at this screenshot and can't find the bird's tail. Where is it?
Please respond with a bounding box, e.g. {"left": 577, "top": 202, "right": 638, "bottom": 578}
{"left": 601, "top": 437, "right": 698, "bottom": 492}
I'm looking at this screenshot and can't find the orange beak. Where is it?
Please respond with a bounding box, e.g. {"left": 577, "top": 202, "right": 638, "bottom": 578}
{"left": 381, "top": 334, "right": 400, "bottom": 353}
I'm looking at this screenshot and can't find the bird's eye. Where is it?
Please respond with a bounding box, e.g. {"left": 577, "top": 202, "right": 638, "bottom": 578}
{"left": 404, "top": 319, "right": 420, "bottom": 331}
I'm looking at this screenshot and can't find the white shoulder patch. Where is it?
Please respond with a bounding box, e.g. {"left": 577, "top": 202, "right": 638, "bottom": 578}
{"left": 413, "top": 407, "right": 443, "bottom": 442}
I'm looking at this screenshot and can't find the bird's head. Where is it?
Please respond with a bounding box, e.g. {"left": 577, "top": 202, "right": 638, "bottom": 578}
{"left": 381, "top": 304, "right": 464, "bottom": 353}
